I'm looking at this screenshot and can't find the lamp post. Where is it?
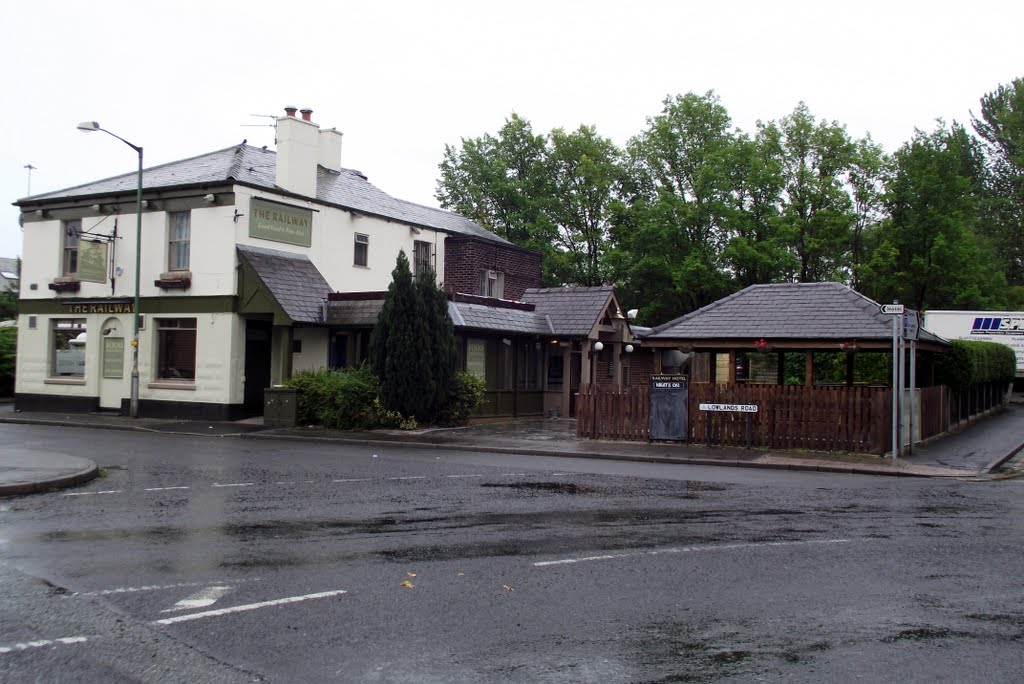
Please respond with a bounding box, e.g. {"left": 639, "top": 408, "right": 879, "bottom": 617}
{"left": 77, "top": 121, "right": 143, "bottom": 418}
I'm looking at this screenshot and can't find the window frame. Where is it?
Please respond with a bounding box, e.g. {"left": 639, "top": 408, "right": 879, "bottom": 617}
{"left": 155, "top": 317, "right": 197, "bottom": 382}
{"left": 50, "top": 318, "right": 87, "bottom": 379}
{"left": 413, "top": 240, "right": 433, "bottom": 276}
{"left": 353, "top": 233, "right": 369, "bottom": 267}
{"left": 168, "top": 211, "right": 191, "bottom": 271}
{"left": 479, "top": 269, "right": 504, "bottom": 298}
{"left": 62, "top": 219, "right": 82, "bottom": 276}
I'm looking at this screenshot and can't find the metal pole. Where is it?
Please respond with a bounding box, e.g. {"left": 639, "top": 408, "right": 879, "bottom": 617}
{"left": 898, "top": 315, "right": 906, "bottom": 458}
{"left": 909, "top": 339, "right": 917, "bottom": 455}
{"left": 891, "top": 314, "right": 898, "bottom": 462}
{"left": 130, "top": 147, "right": 143, "bottom": 418}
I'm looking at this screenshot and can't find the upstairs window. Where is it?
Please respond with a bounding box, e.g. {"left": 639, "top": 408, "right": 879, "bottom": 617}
{"left": 479, "top": 269, "right": 504, "bottom": 298}
{"left": 168, "top": 211, "right": 190, "bottom": 271}
{"left": 413, "top": 240, "right": 433, "bottom": 276}
{"left": 354, "top": 233, "right": 369, "bottom": 267}
{"left": 63, "top": 220, "right": 81, "bottom": 276}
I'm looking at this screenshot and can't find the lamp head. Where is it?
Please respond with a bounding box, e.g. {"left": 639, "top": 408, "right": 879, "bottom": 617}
{"left": 77, "top": 121, "right": 101, "bottom": 132}
{"left": 593, "top": 341, "right": 604, "bottom": 352}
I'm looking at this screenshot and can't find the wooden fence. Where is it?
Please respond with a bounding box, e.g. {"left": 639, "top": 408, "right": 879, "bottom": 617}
{"left": 577, "top": 381, "right": 1010, "bottom": 453}
{"left": 576, "top": 384, "right": 650, "bottom": 441}
{"left": 688, "top": 384, "right": 892, "bottom": 454}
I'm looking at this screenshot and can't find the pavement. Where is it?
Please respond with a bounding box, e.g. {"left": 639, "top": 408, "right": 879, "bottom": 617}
{"left": 1, "top": 397, "right": 1022, "bottom": 496}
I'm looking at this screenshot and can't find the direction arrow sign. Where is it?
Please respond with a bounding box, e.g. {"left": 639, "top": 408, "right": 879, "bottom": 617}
{"left": 880, "top": 304, "right": 905, "bottom": 315}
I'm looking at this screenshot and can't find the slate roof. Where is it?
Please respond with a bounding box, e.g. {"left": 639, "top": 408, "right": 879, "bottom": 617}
{"left": 324, "top": 299, "right": 384, "bottom": 327}
{"left": 521, "top": 286, "right": 617, "bottom": 337}
{"left": 19, "top": 145, "right": 509, "bottom": 245}
{"left": 648, "top": 282, "right": 947, "bottom": 344}
{"left": 0, "top": 257, "right": 18, "bottom": 293}
{"left": 449, "top": 300, "right": 554, "bottom": 336}
{"left": 236, "top": 244, "right": 330, "bottom": 324}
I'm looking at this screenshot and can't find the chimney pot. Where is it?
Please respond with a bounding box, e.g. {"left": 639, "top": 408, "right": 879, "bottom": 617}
{"left": 284, "top": 106, "right": 297, "bottom": 117}
{"left": 300, "top": 108, "right": 313, "bottom": 122}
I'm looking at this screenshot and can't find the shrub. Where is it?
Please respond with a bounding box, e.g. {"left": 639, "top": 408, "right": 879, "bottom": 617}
{"left": 285, "top": 366, "right": 380, "bottom": 429}
{"left": 436, "top": 371, "right": 486, "bottom": 426}
{"left": 0, "top": 326, "right": 15, "bottom": 397}
{"left": 936, "top": 339, "right": 1016, "bottom": 392}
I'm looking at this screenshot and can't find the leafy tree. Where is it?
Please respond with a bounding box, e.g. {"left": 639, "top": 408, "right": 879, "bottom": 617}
{"left": 846, "top": 137, "right": 889, "bottom": 291}
{"left": 368, "top": 251, "right": 433, "bottom": 421}
{"left": 861, "top": 123, "right": 1004, "bottom": 310}
{"left": 545, "top": 125, "right": 625, "bottom": 285}
{"left": 777, "top": 103, "right": 856, "bottom": 283}
{"left": 436, "top": 114, "right": 561, "bottom": 283}
{"left": 612, "top": 92, "right": 735, "bottom": 321}
{"left": 972, "top": 78, "right": 1024, "bottom": 288}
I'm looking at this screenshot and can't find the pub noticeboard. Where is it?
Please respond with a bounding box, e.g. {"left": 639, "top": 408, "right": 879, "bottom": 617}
{"left": 649, "top": 374, "right": 688, "bottom": 441}
{"left": 102, "top": 337, "right": 125, "bottom": 379}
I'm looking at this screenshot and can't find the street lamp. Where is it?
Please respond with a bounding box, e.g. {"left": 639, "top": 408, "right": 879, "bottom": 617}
{"left": 77, "top": 121, "right": 143, "bottom": 418}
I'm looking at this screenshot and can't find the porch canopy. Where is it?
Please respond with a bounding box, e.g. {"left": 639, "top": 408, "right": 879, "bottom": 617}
{"left": 643, "top": 282, "right": 949, "bottom": 386}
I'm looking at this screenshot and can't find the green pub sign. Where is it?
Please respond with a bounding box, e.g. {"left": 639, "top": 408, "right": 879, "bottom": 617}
{"left": 249, "top": 198, "right": 313, "bottom": 247}
{"left": 102, "top": 337, "right": 125, "bottom": 379}
{"left": 77, "top": 239, "right": 108, "bottom": 284}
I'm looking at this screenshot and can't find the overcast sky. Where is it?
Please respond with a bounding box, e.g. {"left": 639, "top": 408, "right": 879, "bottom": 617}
{"left": 3, "top": 0, "right": 1022, "bottom": 259}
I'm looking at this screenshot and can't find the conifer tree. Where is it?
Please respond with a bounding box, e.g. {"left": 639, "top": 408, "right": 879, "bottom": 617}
{"left": 416, "top": 266, "right": 456, "bottom": 420}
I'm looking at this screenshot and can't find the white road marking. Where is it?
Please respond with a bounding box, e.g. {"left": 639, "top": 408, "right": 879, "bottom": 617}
{"left": 151, "top": 589, "right": 348, "bottom": 625}
{"left": 443, "top": 474, "right": 483, "bottom": 479}
{"left": 388, "top": 476, "right": 427, "bottom": 480}
{"left": 160, "top": 585, "right": 233, "bottom": 613}
{"left": 143, "top": 486, "right": 191, "bottom": 492}
{"left": 62, "top": 490, "right": 122, "bottom": 497}
{"left": 211, "top": 482, "right": 254, "bottom": 488}
{"left": 0, "top": 636, "right": 89, "bottom": 654}
{"left": 534, "top": 538, "right": 857, "bottom": 567}
{"left": 333, "top": 478, "right": 372, "bottom": 483}
{"left": 78, "top": 578, "right": 263, "bottom": 596}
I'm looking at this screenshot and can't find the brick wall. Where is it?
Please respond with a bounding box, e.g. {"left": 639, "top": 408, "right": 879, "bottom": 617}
{"left": 627, "top": 349, "right": 656, "bottom": 390}
{"left": 444, "top": 237, "right": 541, "bottom": 300}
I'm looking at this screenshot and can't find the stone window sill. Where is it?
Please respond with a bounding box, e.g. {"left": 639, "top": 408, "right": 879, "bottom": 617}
{"left": 147, "top": 380, "right": 196, "bottom": 391}
{"left": 44, "top": 377, "right": 86, "bottom": 385}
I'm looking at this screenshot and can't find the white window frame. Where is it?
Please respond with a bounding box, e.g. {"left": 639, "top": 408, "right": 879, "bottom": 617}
{"left": 62, "top": 220, "right": 82, "bottom": 276}
{"left": 354, "top": 233, "right": 369, "bottom": 267}
{"left": 168, "top": 211, "right": 191, "bottom": 271}
{"left": 50, "top": 318, "right": 87, "bottom": 379}
{"left": 479, "top": 269, "right": 504, "bottom": 298}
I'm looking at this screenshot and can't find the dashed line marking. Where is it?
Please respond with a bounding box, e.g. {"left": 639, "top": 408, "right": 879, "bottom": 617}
{"left": 143, "top": 486, "right": 190, "bottom": 492}
{"left": 444, "top": 474, "right": 483, "bottom": 479}
{"left": 534, "top": 538, "right": 858, "bottom": 567}
{"left": 0, "top": 636, "right": 89, "bottom": 655}
{"left": 151, "top": 589, "right": 348, "bottom": 625}
{"left": 388, "top": 476, "right": 427, "bottom": 481}
{"left": 77, "top": 578, "right": 263, "bottom": 596}
{"left": 160, "top": 585, "right": 233, "bottom": 613}
{"left": 62, "top": 490, "right": 122, "bottom": 497}
{"left": 333, "top": 478, "right": 372, "bottom": 483}
{"left": 211, "top": 482, "right": 254, "bottom": 488}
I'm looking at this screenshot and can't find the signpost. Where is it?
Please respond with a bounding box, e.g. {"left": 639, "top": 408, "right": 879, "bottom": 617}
{"left": 881, "top": 302, "right": 903, "bottom": 461}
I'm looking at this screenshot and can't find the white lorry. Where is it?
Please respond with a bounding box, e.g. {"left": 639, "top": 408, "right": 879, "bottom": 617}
{"left": 922, "top": 311, "right": 1023, "bottom": 381}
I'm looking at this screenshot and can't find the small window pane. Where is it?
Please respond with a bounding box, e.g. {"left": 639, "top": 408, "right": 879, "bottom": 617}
{"left": 354, "top": 234, "right": 368, "bottom": 267}
{"left": 63, "top": 220, "right": 81, "bottom": 276}
{"left": 157, "top": 318, "right": 197, "bottom": 380}
{"left": 169, "top": 212, "right": 190, "bottom": 270}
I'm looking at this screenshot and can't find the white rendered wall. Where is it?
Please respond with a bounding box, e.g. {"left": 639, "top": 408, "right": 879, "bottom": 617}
{"left": 292, "top": 328, "right": 329, "bottom": 373}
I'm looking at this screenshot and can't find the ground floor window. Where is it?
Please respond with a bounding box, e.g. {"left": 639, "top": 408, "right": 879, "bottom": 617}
{"left": 156, "top": 318, "right": 197, "bottom": 380}
{"left": 52, "top": 318, "right": 86, "bottom": 377}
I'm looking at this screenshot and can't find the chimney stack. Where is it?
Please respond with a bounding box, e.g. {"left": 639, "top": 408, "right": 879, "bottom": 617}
{"left": 275, "top": 105, "right": 344, "bottom": 195}
{"left": 284, "top": 106, "right": 297, "bottom": 117}
{"left": 300, "top": 108, "right": 313, "bottom": 122}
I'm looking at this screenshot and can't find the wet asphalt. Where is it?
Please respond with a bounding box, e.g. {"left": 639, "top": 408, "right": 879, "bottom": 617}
{"left": 2, "top": 422, "right": 1023, "bottom": 683}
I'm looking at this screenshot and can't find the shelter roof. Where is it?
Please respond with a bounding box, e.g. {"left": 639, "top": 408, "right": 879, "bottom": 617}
{"left": 236, "top": 244, "right": 329, "bottom": 324}
{"left": 648, "top": 282, "right": 947, "bottom": 346}
{"left": 521, "top": 286, "right": 619, "bottom": 338}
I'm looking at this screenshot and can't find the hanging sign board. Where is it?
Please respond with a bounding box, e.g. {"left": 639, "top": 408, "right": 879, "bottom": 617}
{"left": 77, "top": 239, "right": 108, "bottom": 283}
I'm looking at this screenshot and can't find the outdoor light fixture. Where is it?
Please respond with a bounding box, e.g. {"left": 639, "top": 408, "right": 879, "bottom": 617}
{"left": 592, "top": 341, "right": 604, "bottom": 352}
{"left": 78, "top": 120, "right": 143, "bottom": 418}
{"left": 625, "top": 344, "right": 634, "bottom": 354}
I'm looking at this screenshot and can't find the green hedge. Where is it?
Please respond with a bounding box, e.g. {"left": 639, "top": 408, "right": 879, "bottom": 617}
{"left": 936, "top": 339, "right": 1017, "bottom": 392}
